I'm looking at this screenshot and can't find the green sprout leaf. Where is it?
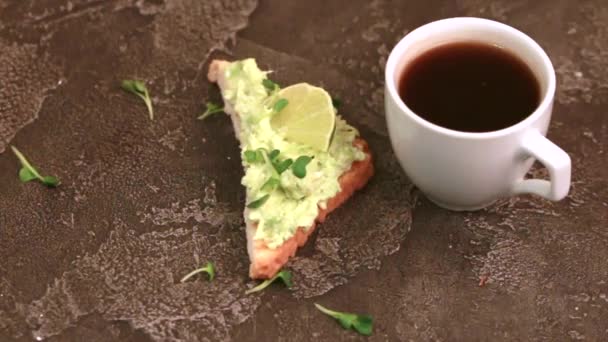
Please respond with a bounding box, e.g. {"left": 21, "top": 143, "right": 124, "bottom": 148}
{"left": 245, "top": 270, "right": 293, "bottom": 294}
{"left": 247, "top": 194, "right": 270, "bottom": 209}
{"left": 198, "top": 102, "right": 224, "bottom": 120}
{"left": 273, "top": 98, "right": 288, "bottom": 113}
{"left": 291, "top": 156, "right": 313, "bottom": 178}
{"left": 180, "top": 262, "right": 215, "bottom": 282}
{"left": 257, "top": 148, "right": 280, "bottom": 179}
{"left": 41, "top": 176, "right": 60, "bottom": 187}
{"left": 244, "top": 150, "right": 264, "bottom": 164}
{"left": 244, "top": 149, "right": 313, "bottom": 203}
{"left": 121, "top": 80, "right": 154, "bottom": 120}
{"left": 11, "top": 146, "right": 60, "bottom": 188}
{"left": 19, "top": 168, "right": 37, "bottom": 182}
{"left": 314, "top": 303, "right": 373, "bottom": 336}
{"left": 331, "top": 97, "right": 342, "bottom": 109}
{"left": 261, "top": 177, "right": 280, "bottom": 192}
{"left": 262, "top": 79, "right": 280, "bottom": 93}
{"left": 263, "top": 149, "right": 292, "bottom": 174}
{"left": 268, "top": 149, "right": 280, "bottom": 161}
{"left": 244, "top": 150, "right": 257, "bottom": 163}
{"left": 273, "top": 158, "right": 293, "bottom": 174}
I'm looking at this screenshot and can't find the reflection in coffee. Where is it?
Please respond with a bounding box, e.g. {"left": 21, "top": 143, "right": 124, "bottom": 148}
{"left": 398, "top": 41, "right": 540, "bottom": 132}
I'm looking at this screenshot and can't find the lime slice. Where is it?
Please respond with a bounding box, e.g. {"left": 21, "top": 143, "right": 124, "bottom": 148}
{"left": 270, "top": 83, "right": 336, "bottom": 151}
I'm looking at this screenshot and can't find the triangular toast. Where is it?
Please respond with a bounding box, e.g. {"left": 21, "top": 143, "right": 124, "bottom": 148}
{"left": 207, "top": 59, "right": 374, "bottom": 279}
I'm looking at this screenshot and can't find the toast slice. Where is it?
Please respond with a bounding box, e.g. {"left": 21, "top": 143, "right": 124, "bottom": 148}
{"left": 208, "top": 59, "right": 374, "bottom": 279}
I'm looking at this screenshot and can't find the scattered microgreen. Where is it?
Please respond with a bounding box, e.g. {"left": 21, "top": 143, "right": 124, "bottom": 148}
{"left": 180, "top": 262, "right": 215, "bottom": 282}
{"left": 314, "top": 303, "right": 373, "bottom": 336}
{"left": 121, "top": 80, "right": 154, "bottom": 120}
{"left": 198, "top": 102, "right": 224, "bottom": 120}
{"left": 332, "top": 97, "right": 342, "bottom": 109}
{"left": 291, "top": 156, "right": 313, "bottom": 178}
{"left": 247, "top": 194, "right": 270, "bottom": 209}
{"left": 19, "top": 168, "right": 37, "bottom": 182}
{"left": 273, "top": 98, "right": 289, "bottom": 113}
{"left": 41, "top": 176, "right": 59, "bottom": 185}
{"left": 245, "top": 270, "right": 293, "bottom": 294}
{"left": 11, "top": 146, "right": 60, "bottom": 187}
{"left": 261, "top": 177, "right": 280, "bottom": 192}
{"left": 262, "top": 78, "right": 280, "bottom": 93}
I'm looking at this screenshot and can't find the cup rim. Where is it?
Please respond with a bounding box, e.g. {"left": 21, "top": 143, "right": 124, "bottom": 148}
{"left": 385, "top": 17, "right": 556, "bottom": 140}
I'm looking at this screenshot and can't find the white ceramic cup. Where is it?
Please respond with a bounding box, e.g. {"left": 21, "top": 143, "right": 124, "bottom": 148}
{"left": 385, "top": 17, "right": 571, "bottom": 211}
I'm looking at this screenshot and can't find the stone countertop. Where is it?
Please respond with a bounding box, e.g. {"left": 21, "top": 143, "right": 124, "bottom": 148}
{"left": 0, "top": 1, "right": 606, "bottom": 341}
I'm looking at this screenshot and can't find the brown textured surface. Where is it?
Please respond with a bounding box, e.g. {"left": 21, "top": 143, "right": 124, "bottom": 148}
{"left": 0, "top": 0, "right": 606, "bottom": 341}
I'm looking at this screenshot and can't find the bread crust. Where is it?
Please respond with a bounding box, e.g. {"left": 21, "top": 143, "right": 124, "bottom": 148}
{"left": 208, "top": 60, "right": 374, "bottom": 279}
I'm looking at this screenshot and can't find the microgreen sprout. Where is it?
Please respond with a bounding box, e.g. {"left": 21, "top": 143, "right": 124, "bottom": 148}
{"left": 180, "top": 262, "right": 215, "bottom": 282}
{"left": 273, "top": 158, "right": 293, "bottom": 174}
{"left": 273, "top": 98, "right": 288, "bottom": 113}
{"left": 198, "top": 102, "right": 224, "bottom": 120}
{"left": 11, "top": 146, "right": 60, "bottom": 187}
{"left": 247, "top": 194, "right": 270, "bottom": 209}
{"left": 245, "top": 270, "right": 293, "bottom": 294}
{"left": 261, "top": 177, "right": 280, "bottom": 192}
{"left": 244, "top": 149, "right": 264, "bottom": 164}
{"left": 314, "top": 303, "right": 373, "bottom": 336}
{"left": 331, "top": 97, "right": 342, "bottom": 109}
{"left": 242, "top": 148, "right": 313, "bottom": 208}
{"left": 262, "top": 78, "right": 280, "bottom": 93}
{"left": 291, "top": 156, "right": 313, "bottom": 178}
{"left": 121, "top": 80, "right": 154, "bottom": 120}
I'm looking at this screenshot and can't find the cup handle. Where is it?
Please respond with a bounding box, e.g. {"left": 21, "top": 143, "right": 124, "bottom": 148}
{"left": 511, "top": 130, "right": 571, "bottom": 201}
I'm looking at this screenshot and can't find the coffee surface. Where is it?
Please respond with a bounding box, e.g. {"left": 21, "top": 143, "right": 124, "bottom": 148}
{"left": 398, "top": 41, "right": 541, "bottom": 132}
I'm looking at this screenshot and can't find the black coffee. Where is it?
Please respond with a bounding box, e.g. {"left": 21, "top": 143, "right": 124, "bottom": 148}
{"left": 398, "top": 41, "right": 541, "bottom": 132}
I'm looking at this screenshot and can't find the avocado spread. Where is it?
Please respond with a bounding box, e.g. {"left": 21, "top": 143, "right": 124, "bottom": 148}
{"left": 222, "top": 59, "right": 365, "bottom": 249}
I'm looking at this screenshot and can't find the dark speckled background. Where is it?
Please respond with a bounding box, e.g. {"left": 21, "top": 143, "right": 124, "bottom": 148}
{"left": 1, "top": 0, "right": 607, "bottom": 341}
